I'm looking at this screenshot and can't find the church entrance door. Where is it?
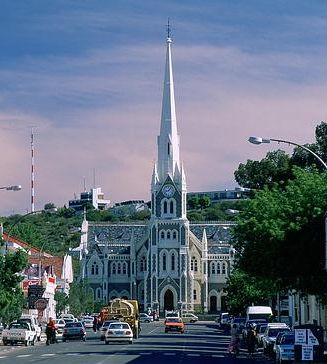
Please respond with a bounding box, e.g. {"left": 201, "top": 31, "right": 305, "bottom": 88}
{"left": 164, "top": 289, "right": 174, "bottom": 311}
{"left": 210, "top": 296, "right": 217, "bottom": 312}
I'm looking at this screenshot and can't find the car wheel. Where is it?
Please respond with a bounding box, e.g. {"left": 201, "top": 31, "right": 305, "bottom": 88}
{"left": 25, "top": 340, "right": 28, "bottom": 346}
{"left": 37, "top": 335, "right": 41, "bottom": 342}
{"left": 3, "top": 340, "right": 7, "bottom": 346}
{"left": 105, "top": 340, "right": 109, "bottom": 345}
{"left": 31, "top": 338, "right": 35, "bottom": 346}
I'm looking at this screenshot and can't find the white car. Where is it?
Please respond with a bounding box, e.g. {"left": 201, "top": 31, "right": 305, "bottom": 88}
{"left": 104, "top": 322, "right": 133, "bottom": 344}
{"left": 54, "top": 319, "right": 66, "bottom": 334}
{"left": 81, "top": 317, "right": 94, "bottom": 329}
{"left": 275, "top": 333, "right": 295, "bottom": 364}
{"left": 139, "top": 313, "right": 153, "bottom": 323}
{"left": 2, "top": 321, "right": 35, "bottom": 346}
{"left": 182, "top": 313, "right": 198, "bottom": 323}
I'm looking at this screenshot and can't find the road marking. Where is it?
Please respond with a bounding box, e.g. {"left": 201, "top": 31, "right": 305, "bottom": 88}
{"left": 187, "top": 353, "right": 200, "bottom": 356}
{"left": 212, "top": 354, "right": 225, "bottom": 358}
{"left": 139, "top": 352, "right": 151, "bottom": 355}
{"left": 16, "top": 354, "right": 31, "bottom": 357}
{"left": 0, "top": 356, "right": 7, "bottom": 359}
{"left": 163, "top": 353, "right": 176, "bottom": 355}
{"left": 41, "top": 354, "right": 56, "bottom": 356}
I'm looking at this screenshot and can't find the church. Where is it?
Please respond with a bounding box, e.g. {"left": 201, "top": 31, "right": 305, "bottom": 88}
{"left": 78, "top": 33, "right": 235, "bottom": 314}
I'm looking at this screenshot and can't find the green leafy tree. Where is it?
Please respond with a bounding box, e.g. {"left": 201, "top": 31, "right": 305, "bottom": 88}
{"left": 233, "top": 167, "right": 327, "bottom": 296}
{"left": 68, "top": 281, "right": 94, "bottom": 317}
{"left": 188, "top": 196, "right": 200, "bottom": 210}
{"left": 224, "top": 269, "right": 276, "bottom": 315}
{"left": 0, "top": 249, "right": 28, "bottom": 323}
{"left": 54, "top": 291, "right": 69, "bottom": 316}
{"left": 198, "top": 196, "right": 211, "bottom": 210}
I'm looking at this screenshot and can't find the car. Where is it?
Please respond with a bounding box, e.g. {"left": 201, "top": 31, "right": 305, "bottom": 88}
{"left": 62, "top": 321, "right": 86, "bottom": 342}
{"left": 275, "top": 333, "right": 295, "bottom": 364}
{"left": 219, "top": 312, "right": 230, "bottom": 328}
{"left": 164, "top": 317, "right": 185, "bottom": 333}
{"left": 242, "top": 319, "right": 268, "bottom": 341}
{"left": 256, "top": 323, "right": 268, "bottom": 347}
{"left": 100, "top": 320, "right": 119, "bottom": 341}
{"left": 104, "top": 321, "right": 133, "bottom": 344}
{"left": 165, "top": 310, "right": 180, "bottom": 319}
{"left": 81, "top": 317, "right": 94, "bottom": 329}
{"left": 53, "top": 319, "right": 66, "bottom": 334}
{"left": 230, "top": 317, "right": 246, "bottom": 330}
{"left": 139, "top": 313, "right": 153, "bottom": 323}
{"left": 18, "top": 315, "right": 42, "bottom": 342}
{"left": 182, "top": 313, "right": 198, "bottom": 323}
{"left": 262, "top": 323, "right": 290, "bottom": 355}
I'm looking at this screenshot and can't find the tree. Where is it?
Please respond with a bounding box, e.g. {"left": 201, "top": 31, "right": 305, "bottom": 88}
{"left": 188, "top": 196, "right": 200, "bottom": 210}
{"left": 198, "top": 196, "right": 211, "bottom": 210}
{"left": 233, "top": 167, "right": 327, "bottom": 296}
{"left": 224, "top": 269, "right": 276, "bottom": 315}
{"left": 0, "top": 249, "right": 28, "bottom": 323}
{"left": 54, "top": 291, "right": 69, "bottom": 316}
{"left": 67, "top": 281, "right": 94, "bottom": 316}
{"left": 234, "top": 150, "right": 292, "bottom": 190}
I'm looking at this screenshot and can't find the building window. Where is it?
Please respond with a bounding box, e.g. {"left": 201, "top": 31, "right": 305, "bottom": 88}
{"left": 171, "top": 253, "right": 175, "bottom": 271}
{"left": 170, "top": 200, "right": 174, "bottom": 213}
{"left": 117, "top": 262, "right": 121, "bottom": 275}
{"left": 112, "top": 262, "right": 116, "bottom": 275}
{"left": 163, "top": 253, "right": 167, "bottom": 271}
{"left": 164, "top": 200, "right": 168, "bottom": 214}
{"left": 167, "top": 231, "right": 171, "bottom": 239}
{"left": 222, "top": 262, "right": 227, "bottom": 275}
{"left": 91, "top": 263, "right": 99, "bottom": 275}
{"left": 140, "top": 256, "right": 147, "bottom": 272}
{"left": 193, "top": 289, "right": 197, "bottom": 300}
{"left": 217, "top": 262, "right": 221, "bottom": 274}
{"left": 161, "top": 231, "right": 165, "bottom": 239}
{"left": 191, "top": 256, "right": 198, "bottom": 272}
{"left": 122, "top": 262, "right": 127, "bottom": 275}
{"left": 172, "top": 230, "right": 177, "bottom": 240}
{"left": 211, "top": 262, "right": 216, "bottom": 275}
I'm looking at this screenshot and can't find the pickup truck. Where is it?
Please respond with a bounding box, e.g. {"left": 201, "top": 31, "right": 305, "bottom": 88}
{"left": 2, "top": 321, "right": 35, "bottom": 346}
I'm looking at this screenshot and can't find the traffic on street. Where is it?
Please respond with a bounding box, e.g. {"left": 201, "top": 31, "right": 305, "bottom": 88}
{"left": 0, "top": 320, "right": 273, "bottom": 364}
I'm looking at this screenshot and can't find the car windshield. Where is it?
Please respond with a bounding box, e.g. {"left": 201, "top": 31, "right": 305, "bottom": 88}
{"left": 282, "top": 335, "right": 295, "bottom": 345}
{"left": 269, "top": 328, "right": 290, "bottom": 337}
{"left": 103, "top": 321, "right": 117, "bottom": 328}
{"left": 9, "top": 322, "right": 29, "bottom": 330}
{"left": 259, "top": 325, "right": 268, "bottom": 333}
{"left": 65, "top": 322, "right": 82, "bottom": 328}
{"left": 167, "top": 318, "right": 182, "bottom": 323}
{"left": 109, "top": 323, "right": 129, "bottom": 330}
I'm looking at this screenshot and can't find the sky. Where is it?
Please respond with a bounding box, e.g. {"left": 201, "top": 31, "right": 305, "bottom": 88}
{"left": 1, "top": 0, "right": 327, "bottom": 215}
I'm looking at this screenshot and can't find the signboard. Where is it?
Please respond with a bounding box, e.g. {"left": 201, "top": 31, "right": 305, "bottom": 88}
{"left": 295, "top": 329, "right": 307, "bottom": 344}
{"left": 35, "top": 298, "right": 48, "bottom": 311}
{"left": 302, "top": 345, "right": 313, "bottom": 361}
{"left": 22, "top": 279, "right": 39, "bottom": 291}
{"left": 28, "top": 284, "right": 46, "bottom": 309}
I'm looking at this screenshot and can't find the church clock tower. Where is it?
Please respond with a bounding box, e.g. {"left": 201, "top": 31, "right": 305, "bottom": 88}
{"left": 147, "top": 30, "right": 191, "bottom": 314}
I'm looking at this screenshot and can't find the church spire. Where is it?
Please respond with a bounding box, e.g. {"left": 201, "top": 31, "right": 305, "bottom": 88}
{"left": 157, "top": 26, "right": 181, "bottom": 183}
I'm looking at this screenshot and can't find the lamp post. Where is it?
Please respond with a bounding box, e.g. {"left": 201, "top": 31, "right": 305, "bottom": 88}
{"left": 0, "top": 185, "right": 22, "bottom": 191}
{"left": 248, "top": 136, "right": 327, "bottom": 170}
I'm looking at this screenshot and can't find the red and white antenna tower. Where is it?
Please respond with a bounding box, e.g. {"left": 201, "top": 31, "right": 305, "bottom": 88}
{"left": 31, "top": 128, "right": 35, "bottom": 212}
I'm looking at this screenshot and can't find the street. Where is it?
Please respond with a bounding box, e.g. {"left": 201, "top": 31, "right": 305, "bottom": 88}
{"left": 0, "top": 321, "right": 273, "bottom": 363}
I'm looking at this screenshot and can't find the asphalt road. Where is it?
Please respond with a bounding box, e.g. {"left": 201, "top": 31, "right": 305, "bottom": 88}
{"left": 0, "top": 321, "right": 272, "bottom": 363}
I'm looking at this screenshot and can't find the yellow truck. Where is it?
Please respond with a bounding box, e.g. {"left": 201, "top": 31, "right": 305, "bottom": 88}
{"left": 100, "top": 298, "right": 140, "bottom": 338}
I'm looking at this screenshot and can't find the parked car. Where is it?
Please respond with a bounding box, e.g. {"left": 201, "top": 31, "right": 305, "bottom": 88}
{"left": 2, "top": 321, "right": 35, "bottom": 346}
{"left": 104, "top": 322, "right": 133, "bottom": 345}
{"left": 262, "top": 323, "right": 290, "bottom": 355}
{"left": 62, "top": 321, "right": 86, "bottom": 342}
{"left": 165, "top": 317, "right": 185, "bottom": 333}
{"left": 275, "top": 333, "right": 295, "bottom": 364}
{"left": 182, "top": 313, "right": 198, "bottom": 323}
{"left": 54, "top": 319, "right": 66, "bottom": 334}
{"left": 256, "top": 323, "right": 268, "bottom": 347}
{"left": 219, "top": 312, "right": 231, "bottom": 328}
{"left": 100, "top": 320, "right": 119, "bottom": 341}
{"left": 139, "top": 313, "right": 153, "bottom": 323}
{"left": 18, "top": 315, "right": 41, "bottom": 342}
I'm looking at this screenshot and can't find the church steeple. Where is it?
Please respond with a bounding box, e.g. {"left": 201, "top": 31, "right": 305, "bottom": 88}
{"left": 157, "top": 32, "right": 181, "bottom": 183}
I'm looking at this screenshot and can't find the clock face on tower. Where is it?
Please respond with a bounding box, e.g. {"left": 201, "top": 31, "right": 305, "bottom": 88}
{"left": 162, "top": 184, "right": 175, "bottom": 197}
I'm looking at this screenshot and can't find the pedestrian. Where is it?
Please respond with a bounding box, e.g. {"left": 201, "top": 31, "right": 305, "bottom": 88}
{"left": 228, "top": 324, "right": 240, "bottom": 356}
{"left": 45, "top": 317, "right": 56, "bottom": 345}
{"left": 93, "top": 316, "right": 97, "bottom": 332}
{"left": 246, "top": 323, "right": 257, "bottom": 358}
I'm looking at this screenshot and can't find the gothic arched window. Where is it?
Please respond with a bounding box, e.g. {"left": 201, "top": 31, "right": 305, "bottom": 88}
{"left": 167, "top": 231, "right": 171, "bottom": 239}
{"left": 163, "top": 200, "right": 168, "bottom": 214}
{"left": 117, "top": 262, "right": 121, "bottom": 275}
{"left": 217, "top": 262, "right": 221, "bottom": 274}
{"left": 172, "top": 230, "right": 177, "bottom": 240}
{"left": 222, "top": 262, "right": 227, "bottom": 275}
{"left": 112, "top": 262, "right": 116, "bottom": 275}
{"left": 161, "top": 231, "right": 165, "bottom": 239}
{"left": 162, "top": 253, "right": 167, "bottom": 271}
{"left": 91, "top": 263, "right": 99, "bottom": 275}
{"left": 122, "top": 262, "right": 127, "bottom": 275}
{"left": 211, "top": 262, "right": 216, "bottom": 275}
{"left": 171, "top": 253, "right": 175, "bottom": 271}
{"left": 170, "top": 200, "right": 174, "bottom": 213}
{"left": 140, "top": 256, "right": 147, "bottom": 272}
{"left": 191, "top": 256, "right": 198, "bottom": 272}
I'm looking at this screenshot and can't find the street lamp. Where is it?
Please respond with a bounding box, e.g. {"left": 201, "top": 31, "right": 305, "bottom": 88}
{"left": 0, "top": 185, "right": 22, "bottom": 191}
{"left": 248, "top": 136, "right": 327, "bottom": 170}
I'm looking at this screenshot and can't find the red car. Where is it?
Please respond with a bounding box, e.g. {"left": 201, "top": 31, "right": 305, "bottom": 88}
{"left": 164, "top": 317, "right": 185, "bottom": 333}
